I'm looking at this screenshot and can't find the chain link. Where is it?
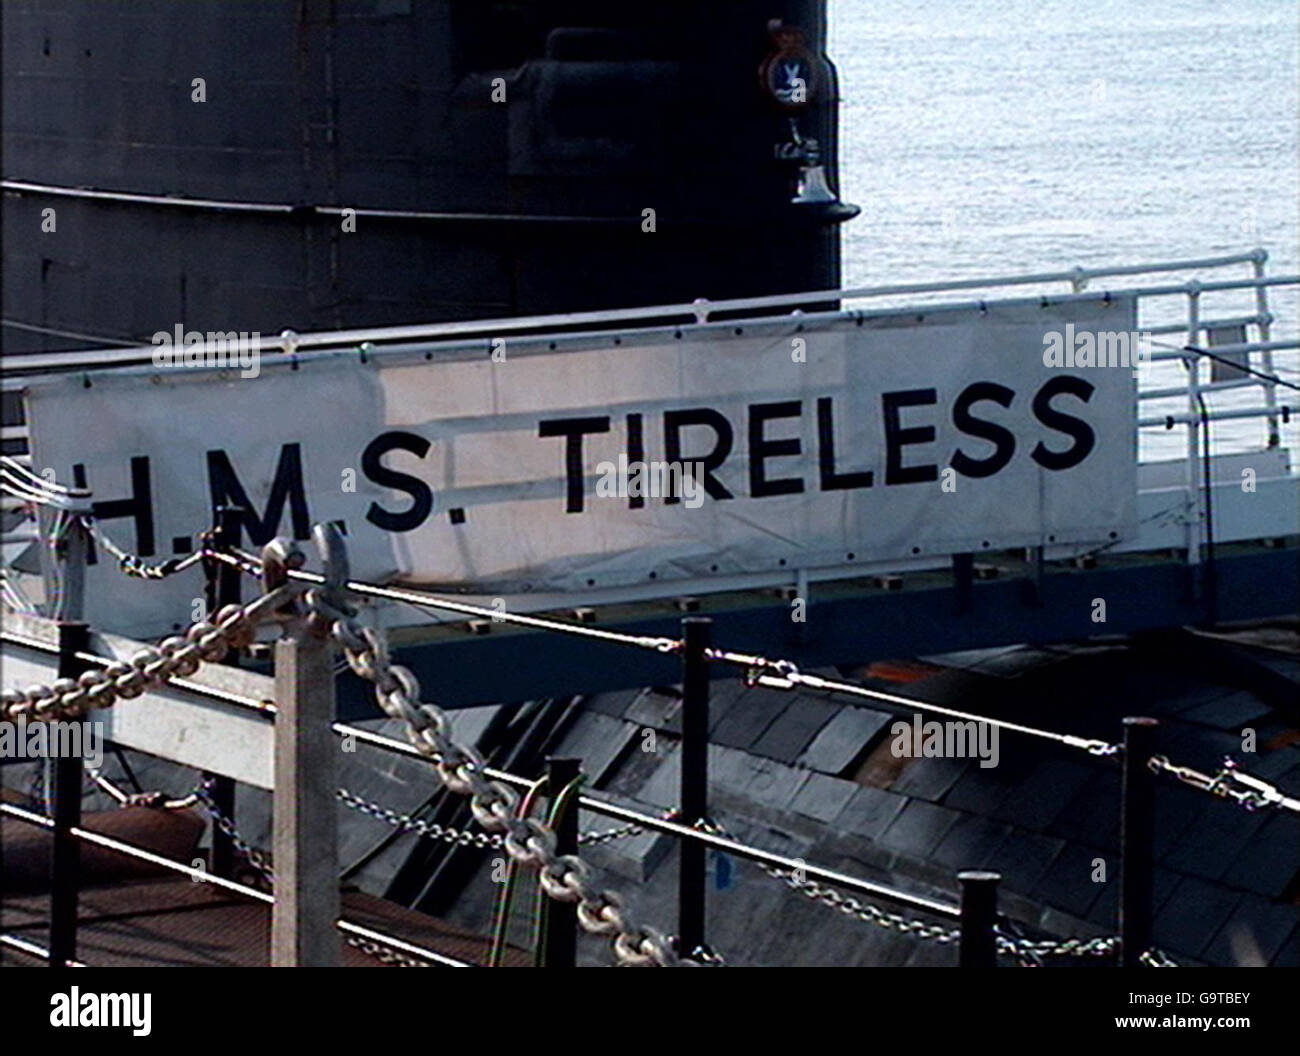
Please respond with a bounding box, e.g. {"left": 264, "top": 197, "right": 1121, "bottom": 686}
{"left": 307, "top": 566, "right": 700, "bottom": 968}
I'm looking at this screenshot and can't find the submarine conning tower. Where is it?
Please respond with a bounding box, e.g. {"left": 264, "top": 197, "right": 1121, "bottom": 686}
{"left": 2, "top": 0, "right": 856, "bottom": 352}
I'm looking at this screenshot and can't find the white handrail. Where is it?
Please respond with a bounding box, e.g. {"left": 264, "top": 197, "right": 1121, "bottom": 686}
{"left": 2, "top": 252, "right": 1291, "bottom": 369}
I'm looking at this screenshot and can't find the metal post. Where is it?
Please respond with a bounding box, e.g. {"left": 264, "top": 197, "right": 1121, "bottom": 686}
{"left": 958, "top": 870, "right": 1000, "bottom": 968}
{"left": 213, "top": 505, "right": 244, "bottom": 614}
{"left": 1184, "top": 288, "right": 1202, "bottom": 569}
{"left": 1251, "top": 252, "right": 1281, "bottom": 447}
{"left": 1021, "top": 545, "right": 1044, "bottom": 607}
{"left": 953, "top": 552, "right": 974, "bottom": 615}
{"left": 1120, "top": 717, "right": 1158, "bottom": 967}
{"left": 271, "top": 624, "right": 339, "bottom": 966}
{"left": 49, "top": 621, "right": 90, "bottom": 967}
{"left": 51, "top": 506, "right": 88, "bottom": 623}
{"left": 540, "top": 756, "right": 580, "bottom": 968}
{"left": 677, "top": 616, "right": 711, "bottom": 958}
{"left": 205, "top": 505, "right": 243, "bottom": 878}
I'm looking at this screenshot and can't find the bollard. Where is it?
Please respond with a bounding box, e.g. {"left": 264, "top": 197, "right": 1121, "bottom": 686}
{"left": 958, "top": 870, "right": 1000, "bottom": 967}
{"left": 1120, "top": 717, "right": 1158, "bottom": 967}
{"left": 49, "top": 621, "right": 90, "bottom": 968}
{"left": 270, "top": 624, "right": 339, "bottom": 966}
{"left": 677, "top": 616, "right": 712, "bottom": 958}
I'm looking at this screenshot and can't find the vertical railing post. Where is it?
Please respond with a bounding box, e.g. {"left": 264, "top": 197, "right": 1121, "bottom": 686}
{"left": 958, "top": 870, "right": 1000, "bottom": 968}
{"left": 51, "top": 504, "right": 88, "bottom": 623}
{"left": 1120, "top": 717, "right": 1159, "bottom": 967}
{"left": 677, "top": 616, "right": 711, "bottom": 958}
{"left": 953, "top": 552, "right": 974, "bottom": 615}
{"left": 49, "top": 620, "right": 90, "bottom": 967}
{"left": 270, "top": 621, "right": 339, "bottom": 967}
{"left": 204, "top": 505, "right": 243, "bottom": 878}
{"left": 1251, "top": 251, "right": 1280, "bottom": 448}
{"left": 1184, "top": 287, "right": 1202, "bottom": 571}
{"left": 540, "top": 756, "right": 581, "bottom": 967}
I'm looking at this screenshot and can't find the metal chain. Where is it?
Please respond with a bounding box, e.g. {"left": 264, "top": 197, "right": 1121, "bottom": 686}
{"left": 195, "top": 779, "right": 274, "bottom": 880}
{"left": 1150, "top": 755, "right": 1300, "bottom": 815}
{"left": 83, "top": 517, "right": 206, "bottom": 580}
{"left": 706, "top": 817, "right": 1118, "bottom": 960}
{"left": 697, "top": 816, "right": 961, "bottom": 946}
{"left": 996, "top": 932, "right": 1120, "bottom": 959}
{"left": 305, "top": 555, "right": 698, "bottom": 968}
{"left": 1140, "top": 948, "right": 1179, "bottom": 967}
{"left": 758, "top": 860, "right": 961, "bottom": 944}
{"left": 578, "top": 821, "right": 647, "bottom": 847}
{"left": 338, "top": 787, "right": 503, "bottom": 849}
{"left": 345, "top": 934, "right": 432, "bottom": 968}
{"left": 339, "top": 786, "right": 660, "bottom": 851}
{"left": 1, "top": 580, "right": 298, "bottom": 724}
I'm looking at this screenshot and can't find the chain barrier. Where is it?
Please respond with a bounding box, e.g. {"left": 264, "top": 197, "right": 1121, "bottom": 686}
{"left": 996, "top": 930, "right": 1120, "bottom": 960}
{"left": 298, "top": 527, "right": 699, "bottom": 968}
{"left": 578, "top": 820, "right": 649, "bottom": 847}
{"left": 764, "top": 861, "right": 962, "bottom": 944}
{"left": 698, "top": 817, "right": 960, "bottom": 947}
{"left": 1150, "top": 755, "right": 1300, "bottom": 815}
{"left": 213, "top": 538, "right": 1125, "bottom": 760}
{"left": 340, "top": 786, "right": 665, "bottom": 851}
{"left": 1, "top": 575, "right": 297, "bottom": 724}
{"left": 0, "top": 522, "right": 1220, "bottom": 969}
{"left": 704, "top": 817, "right": 1121, "bottom": 962}
{"left": 338, "top": 787, "right": 503, "bottom": 849}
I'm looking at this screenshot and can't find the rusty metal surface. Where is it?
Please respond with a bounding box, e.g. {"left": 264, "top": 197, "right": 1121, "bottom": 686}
{"left": 2, "top": 876, "right": 529, "bottom": 967}
{"left": 2, "top": 808, "right": 528, "bottom": 966}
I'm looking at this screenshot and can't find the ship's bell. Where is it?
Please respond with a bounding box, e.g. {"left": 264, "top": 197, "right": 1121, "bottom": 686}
{"left": 792, "top": 163, "right": 838, "bottom": 206}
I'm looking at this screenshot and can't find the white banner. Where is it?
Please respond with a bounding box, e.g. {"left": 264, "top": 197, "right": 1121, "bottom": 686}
{"left": 24, "top": 297, "right": 1138, "bottom": 636}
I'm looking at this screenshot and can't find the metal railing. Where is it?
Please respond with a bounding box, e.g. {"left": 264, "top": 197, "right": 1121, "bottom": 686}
{"left": 12, "top": 515, "right": 1293, "bottom": 966}
{"left": 4, "top": 251, "right": 1296, "bottom": 577}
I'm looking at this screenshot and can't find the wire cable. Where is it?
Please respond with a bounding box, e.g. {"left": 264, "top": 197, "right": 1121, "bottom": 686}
{"left": 1147, "top": 338, "right": 1300, "bottom": 393}
{"left": 208, "top": 547, "right": 684, "bottom": 654}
